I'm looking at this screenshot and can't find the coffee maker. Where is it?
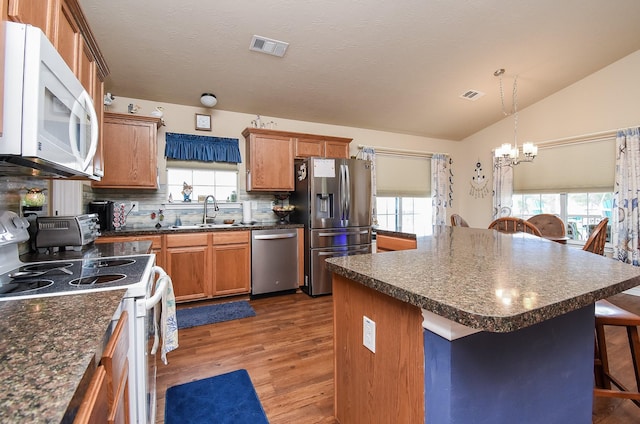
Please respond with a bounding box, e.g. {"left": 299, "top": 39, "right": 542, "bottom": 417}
{"left": 87, "top": 200, "right": 114, "bottom": 232}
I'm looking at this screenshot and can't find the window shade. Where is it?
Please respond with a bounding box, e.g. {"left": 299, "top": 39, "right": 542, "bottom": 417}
{"left": 513, "top": 138, "right": 615, "bottom": 193}
{"left": 376, "top": 154, "right": 430, "bottom": 197}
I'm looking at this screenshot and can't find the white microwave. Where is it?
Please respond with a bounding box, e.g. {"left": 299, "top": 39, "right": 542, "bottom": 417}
{"left": 0, "top": 22, "right": 99, "bottom": 179}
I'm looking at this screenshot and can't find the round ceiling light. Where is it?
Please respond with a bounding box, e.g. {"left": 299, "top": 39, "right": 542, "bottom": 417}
{"left": 200, "top": 93, "right": 217, "bottom": 108}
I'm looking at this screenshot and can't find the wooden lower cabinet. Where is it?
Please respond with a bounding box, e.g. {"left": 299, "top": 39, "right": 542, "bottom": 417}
{"left": 212, "top": 232, "right": 250, "bottom": 297}
{"left": 166, "top": 233, "right": 211, "bottom": 302}
{"left": 167, "top": 231, "right": 251, "bottom": 302}
{"left": 375, "top": 234, "right": 417, "bottom": 252}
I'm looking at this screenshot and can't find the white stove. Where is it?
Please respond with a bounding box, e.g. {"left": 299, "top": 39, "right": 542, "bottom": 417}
{"left": 0, "top": 210, "right": 153, "bottom": 301}
{"left": 0, "top": 210, "right": 164, "bottom": 423}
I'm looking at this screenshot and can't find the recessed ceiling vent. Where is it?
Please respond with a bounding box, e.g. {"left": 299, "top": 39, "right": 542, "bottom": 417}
{"left": 459, "top": 89, "right": 485, "bottom": 101}
{"left": 249, "top": 35, "right": 289, "bottom": 58}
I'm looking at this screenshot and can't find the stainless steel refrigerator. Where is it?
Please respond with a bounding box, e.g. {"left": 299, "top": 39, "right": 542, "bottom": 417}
{"left": 290, "top": 157, "right": 372, "bottom": 296}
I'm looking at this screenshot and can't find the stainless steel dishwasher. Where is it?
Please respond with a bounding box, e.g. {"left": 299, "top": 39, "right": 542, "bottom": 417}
{"left": 251, "top": 228, "right": 299, "bottom": 297}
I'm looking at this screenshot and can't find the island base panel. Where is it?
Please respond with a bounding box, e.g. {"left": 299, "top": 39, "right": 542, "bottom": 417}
{"left": 424, "top": 305, "right": 594, "bottom": 423}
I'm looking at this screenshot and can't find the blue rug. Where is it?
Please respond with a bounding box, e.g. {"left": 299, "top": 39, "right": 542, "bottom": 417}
{"left": 177, "top": 301, "right": 256, "bottom": 329}
{"left": 165, "top": 369, "right": 269, "bottom": 424}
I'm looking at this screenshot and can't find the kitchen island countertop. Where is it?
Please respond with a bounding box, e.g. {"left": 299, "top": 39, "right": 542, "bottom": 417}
{"left": 327, "top": 225, "right": 640, "bottom": 333}
{"left": 0, "top": 290, "right": 125, "bottom": 422}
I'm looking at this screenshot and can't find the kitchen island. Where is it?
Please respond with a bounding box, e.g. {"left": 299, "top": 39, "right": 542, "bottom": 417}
{"left": 326, "top": 226, "right": 640, "bottom": 424}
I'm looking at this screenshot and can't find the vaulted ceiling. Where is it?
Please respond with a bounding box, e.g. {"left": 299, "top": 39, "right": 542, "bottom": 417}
{"left": 79, "top": 0, "right": 640, "bottom": 141}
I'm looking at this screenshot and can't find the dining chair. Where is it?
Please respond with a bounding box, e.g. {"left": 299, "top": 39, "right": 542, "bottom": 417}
{"left": 585, "top": 218, "right": 640, "bottom": 407}
{"left": 450, "top": 214, "right": 469, "bottom": 227}
{"left": 583, "top": 217, "right": 608, "bottom": 255}
{"left": 527, "top": 214, "right": 566, "bottom": 242}
{"left": 488, "top": 217, "right": 542, "bottom": 237}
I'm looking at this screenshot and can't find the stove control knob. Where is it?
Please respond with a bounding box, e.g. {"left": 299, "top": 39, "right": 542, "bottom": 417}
{"left": 12, "top": 216, "right": 29, "bottom": 229}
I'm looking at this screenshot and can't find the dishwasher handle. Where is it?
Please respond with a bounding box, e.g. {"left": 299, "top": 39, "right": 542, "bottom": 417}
{"left": 253, "top": 233, "right": 297, "bottom": 240}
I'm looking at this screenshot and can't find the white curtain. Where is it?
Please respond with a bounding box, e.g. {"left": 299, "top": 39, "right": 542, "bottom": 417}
{"left": 431, "top": 154, "right": 450, "bottom": 225}
{"left": 492, "top": 158, "right": 514, "bottom": 219}
{"left": 613, "top": 127, "right": 640, "bottom": 265}
{"left": 357, "top": 147, "right": 378, "bottom": 226}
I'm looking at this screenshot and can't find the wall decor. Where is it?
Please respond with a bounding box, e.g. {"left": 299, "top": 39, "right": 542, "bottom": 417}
{"left": 195, "top": 113, "right": 212, "bottom": 131}
{"left": 470, "top": 160, "right": 490, "bottom": 198}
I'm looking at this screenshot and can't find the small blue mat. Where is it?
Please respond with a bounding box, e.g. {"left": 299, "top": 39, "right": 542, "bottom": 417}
{"left": 177, "top": 301, "right": 256, "bottom": 329}
{"left": 165, "top": 369, "right": 269, "bottom": 424}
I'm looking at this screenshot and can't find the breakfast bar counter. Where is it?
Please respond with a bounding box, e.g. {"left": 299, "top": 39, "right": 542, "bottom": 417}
{"left": 326, "top": 226, "right": 640, "bottom": 424}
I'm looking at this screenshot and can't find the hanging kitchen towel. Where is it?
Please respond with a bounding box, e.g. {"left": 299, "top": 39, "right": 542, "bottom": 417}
{"left": 152, "top": 273, "right": 179, "bottom": 364}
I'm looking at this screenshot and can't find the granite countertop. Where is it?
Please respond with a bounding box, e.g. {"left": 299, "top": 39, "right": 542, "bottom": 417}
{"left": 0, "top": 290, "right": 126, "bottom": 422}
{"left": 100, "top": 222, "right": 303, "bottom": 237}
{"left": 20, "top": 241, "right": 153, "bottom": 262}
{"left": 326, "top": 226, "right": 640, "bottom": 333}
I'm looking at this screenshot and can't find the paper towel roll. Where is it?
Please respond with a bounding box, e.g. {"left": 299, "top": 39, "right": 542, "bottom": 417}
{"left": 242, "top": 201, "right": 253, "bottom": 224}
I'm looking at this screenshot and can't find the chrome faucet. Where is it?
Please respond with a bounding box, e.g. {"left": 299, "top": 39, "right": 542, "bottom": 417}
{"left": 203, "top": 195, "right": 219, "bottom": 224}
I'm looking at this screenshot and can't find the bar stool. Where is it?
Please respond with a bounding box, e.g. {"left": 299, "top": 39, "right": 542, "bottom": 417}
{"left": 584, "top": 218, "right": 640, "bottom": 406}
{"left": 593, "top": 300, "right": 640, "bottom": 407}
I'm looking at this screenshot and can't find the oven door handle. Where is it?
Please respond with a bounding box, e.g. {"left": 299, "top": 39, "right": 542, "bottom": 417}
{"left": 143, "top": 266, "right": 169, "bottom": 311}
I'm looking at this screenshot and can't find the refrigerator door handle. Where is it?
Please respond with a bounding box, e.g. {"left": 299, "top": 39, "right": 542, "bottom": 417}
{"left": 339, "top": 164, "right": 345, "bottom": 221}
{"left": 317, "top": 229, "right": 370, "bottom": 237}
{"left": 344, "top": 164, "right": 351, "bottom": 222}
{"left": 317, "top": 247, "right": 370, "bottom": 257}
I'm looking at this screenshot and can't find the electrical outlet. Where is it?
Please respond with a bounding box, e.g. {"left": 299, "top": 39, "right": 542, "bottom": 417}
{"left": 363, "top": 316, "right": 376, "bottom": 353}
{"left": 131, "top": 201, "right": 139, "bottom": 213}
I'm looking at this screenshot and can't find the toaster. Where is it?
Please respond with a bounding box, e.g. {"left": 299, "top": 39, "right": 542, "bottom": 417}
{"left": 35, "top": 214, "right": 100, "bottom": 252}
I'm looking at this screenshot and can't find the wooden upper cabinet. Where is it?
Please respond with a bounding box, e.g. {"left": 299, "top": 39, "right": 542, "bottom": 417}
{"left": 78, "top": 40, "right": 94, "bottom": 94}
{"left": 243, "top": 128, "right": 352, "bottom": 192}
{"left": 92, "top": 113, "right": 161, "bottom": 189}
{"left": 1, "top": 0, "right": 6, "bottom": 138}
{"left": 7, "top": 0, "right": 55, "bottom": 41}
{"left": 296, "top": 138, "right": 325, "bottom": 158}
{"left": 52, "top": 0, "right": 80, "bottom": 73}
{"left": 295, "top": 136, "right": 351, "bottom": 159}
{"left": 244, "top": 128, "right": 295, "bottom": 192}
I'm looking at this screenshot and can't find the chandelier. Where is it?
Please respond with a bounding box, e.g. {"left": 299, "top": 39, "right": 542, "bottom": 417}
{"left": 493, "top": 69, "right": 537, "bottom": 166}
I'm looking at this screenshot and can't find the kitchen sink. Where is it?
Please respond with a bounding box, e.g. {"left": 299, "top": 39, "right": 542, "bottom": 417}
{"left": 168, "top": 223, "right": 238, "bottom": 230}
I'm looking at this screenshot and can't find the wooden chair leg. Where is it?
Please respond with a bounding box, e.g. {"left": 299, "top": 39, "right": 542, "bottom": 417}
{"left": 594, "top": 324, "right": 611, "bottom": 390}
{"left": 593, "top": 322, "right": 640, "bottom": 408}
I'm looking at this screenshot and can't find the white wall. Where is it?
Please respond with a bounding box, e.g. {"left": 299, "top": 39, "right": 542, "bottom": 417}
{"left": 104, "top": 47, "right": 640, "bottom": 229}
{"left": 455, "top": 49, "right": 640, "bottom": 228}
{"left": 105, "top": 99, "right": 461, "bottom": 193}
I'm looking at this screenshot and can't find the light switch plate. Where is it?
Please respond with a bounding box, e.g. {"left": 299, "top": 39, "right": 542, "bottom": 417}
{"left": 363, "top": 316, "right": 376, "bottom": 353}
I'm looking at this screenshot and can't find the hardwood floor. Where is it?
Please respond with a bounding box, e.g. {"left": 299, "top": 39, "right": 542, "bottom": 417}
{"left": 156, "top": 292, "right": 337, "bottom": 424}
{"left": 156, "top": 291, "right": 640, "bottom": 423}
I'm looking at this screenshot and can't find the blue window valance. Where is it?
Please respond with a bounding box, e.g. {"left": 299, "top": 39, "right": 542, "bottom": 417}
{"left": 165, "top": 132, "right": 242, "bottom": 163}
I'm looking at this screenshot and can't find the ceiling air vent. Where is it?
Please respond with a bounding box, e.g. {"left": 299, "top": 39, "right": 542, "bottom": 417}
{"left": 249, "top": 35, "right": 289, "bottom": 58}
{"left": 459, "top": 89, "right": 485, "bottom": 101}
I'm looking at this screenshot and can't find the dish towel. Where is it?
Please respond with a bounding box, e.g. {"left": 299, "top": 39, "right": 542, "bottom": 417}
{"left": 152, "top": 272, "right": 179, "bottom": 364}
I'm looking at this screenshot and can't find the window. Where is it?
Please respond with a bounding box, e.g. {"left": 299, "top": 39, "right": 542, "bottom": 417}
{"left": 377, "top": 197, "right": 432, "bottom": 236}
{"left": 374, "top": 153, "right": 432, "bottom": 236}
{"left": 167, "top": 162, "right": 238, "bottom": 202}
{"left": 511, "top": 192, "right": 612, "bottom": 242}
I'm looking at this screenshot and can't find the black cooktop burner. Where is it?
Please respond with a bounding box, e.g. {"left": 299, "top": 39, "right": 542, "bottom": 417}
{"left": 21, "top": 262, "right": 73, "bottom": 272}
{"left": 69, "top": 274, "right": 127, "bottom": 286}
{"left": 0, "top": 280, "right": 54, "bottom": 295}
{"left": 82, "top": 259, "right": 136, "bottom": 269}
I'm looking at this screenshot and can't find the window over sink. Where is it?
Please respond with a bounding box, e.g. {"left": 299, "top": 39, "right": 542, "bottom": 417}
{"left": 166, "top": 160, "right": 238, "bottom": 203}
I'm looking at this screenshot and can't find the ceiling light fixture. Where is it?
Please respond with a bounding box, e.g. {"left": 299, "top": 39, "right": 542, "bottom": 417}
{"left": 200, "top": 93, "right": 217, "bottom": 108}
{"left": 493, "top": 69, "right": 537, "bottom": 166}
